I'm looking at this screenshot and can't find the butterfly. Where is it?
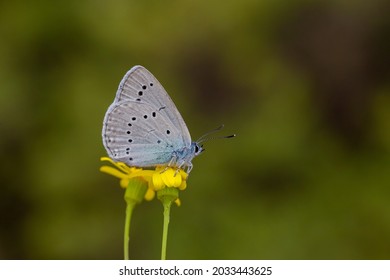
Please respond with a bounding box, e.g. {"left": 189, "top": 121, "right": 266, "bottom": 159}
{"left": 102, "top": 65, "right": 213, "bottom": 174}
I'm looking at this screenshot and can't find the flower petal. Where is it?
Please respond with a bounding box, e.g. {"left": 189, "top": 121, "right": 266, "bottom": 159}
{"left": 161, "top": 169, "right": 173, "bottom": 186}
{"left": 120, "top": 178, "right": 129, "bottom": 188}
{"left": 178, "top": 180, "right": 187, "bottom": 190}
{"left": 152, "top": 172, "right": 165, "bottom": 190}
{"left": 174, "top": 198, "right": 181, "bottom": 207}
{"left": 100, "top": 166, "right": 127, "bottom": 179}
{"left": 161, "top": 168, "right": 181, "bottom": 187}
{"left": 144, "top": 188, "right": 155, "bottom": 201}
{"left": 173, "top": 172, "right": 182, "bottom": 187}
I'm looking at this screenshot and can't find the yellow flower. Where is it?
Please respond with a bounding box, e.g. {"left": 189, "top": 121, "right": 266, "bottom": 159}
{"left": 100, "top": 157, "right": 187, "bottom": 203}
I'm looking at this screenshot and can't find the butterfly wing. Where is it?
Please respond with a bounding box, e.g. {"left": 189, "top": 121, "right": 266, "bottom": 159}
{"left": 102, "top": 66, "right": 195, "bottom": 167}
{"left": 114, "top": 65, "right": 191, "bottom": 146}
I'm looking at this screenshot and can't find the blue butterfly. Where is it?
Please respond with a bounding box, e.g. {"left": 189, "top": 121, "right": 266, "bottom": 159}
{"left": 102, "top": 66, "right": 234, "bottom": 173}
{"left": 102, "top": 66, "right": 202, "bottom": 173}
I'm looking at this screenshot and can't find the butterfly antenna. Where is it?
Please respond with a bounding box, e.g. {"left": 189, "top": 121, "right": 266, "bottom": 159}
{"left": 196, "top": 124, "right": 225, "bottom": 142}
{"left": 198, "top": 134, "right": 236, "bottom": 144}
{"left": 196, "top": 124, "right": 236, "bottom": 144}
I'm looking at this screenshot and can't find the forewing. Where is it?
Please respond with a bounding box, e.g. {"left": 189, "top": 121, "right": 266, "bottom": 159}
{"left": 114, "top": 65, "right": 191, "bottom": 146}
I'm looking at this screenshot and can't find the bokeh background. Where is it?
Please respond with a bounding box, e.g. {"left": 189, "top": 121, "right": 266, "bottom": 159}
{"left": 1, "top": 0, "right": 389, "bottom": 259}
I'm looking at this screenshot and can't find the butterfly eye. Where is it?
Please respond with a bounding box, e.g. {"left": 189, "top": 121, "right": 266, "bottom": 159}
{"left": 195, "top": 144, "right": 203, "bottom": 154}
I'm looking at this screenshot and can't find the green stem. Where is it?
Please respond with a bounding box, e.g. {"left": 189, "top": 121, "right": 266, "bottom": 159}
{"left": 157, "top": 187, "right": 179, "bottom": 260}
{"left": 123, "top": 178, "right": 148, "bottom": 260}
{"left": 124, "top": 201, "right": 136, "bottom": 260}
{"left": 161, "top": 199, "right": 172, "bottom": 260}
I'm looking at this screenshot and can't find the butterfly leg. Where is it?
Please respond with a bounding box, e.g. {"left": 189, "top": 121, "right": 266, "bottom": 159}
{"left": 171, "top": 155, "right": 189, "bottom": 176}
{"left": 185, "top": 163, "right": 193, "bottom": 174}
{"left": 160, "top": 153, "right": 178, "bottom": 174}
{"left": 176, "top": 161, "right": 192, "bottom": 175}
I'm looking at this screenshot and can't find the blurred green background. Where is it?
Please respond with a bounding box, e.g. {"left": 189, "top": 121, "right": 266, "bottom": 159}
{"left": 1, "top": 0, "right": 389, "bottom": 259}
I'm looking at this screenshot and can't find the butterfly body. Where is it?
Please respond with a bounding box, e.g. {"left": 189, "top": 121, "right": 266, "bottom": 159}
{"left": 102, "top": 66, "right": 203, "bottom": 173}
{"left": 170, "top": 142, "right": 203, "bottom": 173}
